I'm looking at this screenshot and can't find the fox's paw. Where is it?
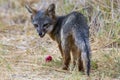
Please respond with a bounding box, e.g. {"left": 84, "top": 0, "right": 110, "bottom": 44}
{"left": 62, "top": 65, "right": 68, "bottom": 70}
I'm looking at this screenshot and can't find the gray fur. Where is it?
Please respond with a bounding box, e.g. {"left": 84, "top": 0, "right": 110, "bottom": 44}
{"left": 26, "top": 3, "right": 91, "bottom": 76}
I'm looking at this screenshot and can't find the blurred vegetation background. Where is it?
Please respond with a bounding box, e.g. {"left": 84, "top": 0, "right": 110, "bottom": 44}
{"left": 0, "top": 0, "right": 120, "bottom": 80}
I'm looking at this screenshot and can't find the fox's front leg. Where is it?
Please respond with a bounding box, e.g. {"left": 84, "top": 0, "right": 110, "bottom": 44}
{"left": 58, "top": 44, "right": 63, "bottom": 58}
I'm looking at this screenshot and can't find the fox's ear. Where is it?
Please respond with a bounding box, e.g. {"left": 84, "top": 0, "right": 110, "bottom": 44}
{"left": 46, "top": 3, "right": 56, "bottom": 19}
{"left": 25, "top": 4, "right": 37, "bottom": 15}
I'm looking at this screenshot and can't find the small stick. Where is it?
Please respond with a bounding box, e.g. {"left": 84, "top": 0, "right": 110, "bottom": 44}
{"left": 41, "top": 66, "right": 72, "bottom": 74}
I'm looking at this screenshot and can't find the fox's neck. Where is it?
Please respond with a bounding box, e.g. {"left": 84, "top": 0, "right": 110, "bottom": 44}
{"left": 49, "top": 16, "right": 65, "bottom": 43}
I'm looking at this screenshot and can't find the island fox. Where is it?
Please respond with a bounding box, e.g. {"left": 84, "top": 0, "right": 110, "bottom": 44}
{"left": 25, "top": 3, "right": 91, "bottom": 76}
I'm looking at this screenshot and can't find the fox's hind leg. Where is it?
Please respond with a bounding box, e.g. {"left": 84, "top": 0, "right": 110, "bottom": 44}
{"left": 71, "top": 47, "right": 84, "bottom": 72}
{"left": 71, "top": 45, "right": 77, "bottom": 70}
{"left": 71, "top": 39, "right": 84, "bottom": 71}
{"left": 77, "top": 50, "right": 84, "bottom": 72}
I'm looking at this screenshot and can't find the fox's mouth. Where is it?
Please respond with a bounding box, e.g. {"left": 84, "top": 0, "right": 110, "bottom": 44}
{"left": 39, "top": 33, "right": 45, "bottom": 38}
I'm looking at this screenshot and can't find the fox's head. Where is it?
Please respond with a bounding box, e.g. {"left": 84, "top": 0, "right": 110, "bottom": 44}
{"left": 25, "top": 3, "right": 56, "bottom": 37}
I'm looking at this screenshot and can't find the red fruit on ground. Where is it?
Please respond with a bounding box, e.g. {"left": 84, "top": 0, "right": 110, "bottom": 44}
{"left": 45, "top": 55, "right": 52, "bottom": 62}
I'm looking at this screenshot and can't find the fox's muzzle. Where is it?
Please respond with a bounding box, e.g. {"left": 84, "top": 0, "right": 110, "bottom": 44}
{"left": 39, "top": 32, "right": 45, "bottom": 37}
{"left": 38, "top": 28, "right": 47, "bottom": 38}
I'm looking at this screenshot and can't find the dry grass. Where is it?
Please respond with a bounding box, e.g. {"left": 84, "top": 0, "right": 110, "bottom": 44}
{"left": 0, "top": 0, "right": 120, "bottom": 80}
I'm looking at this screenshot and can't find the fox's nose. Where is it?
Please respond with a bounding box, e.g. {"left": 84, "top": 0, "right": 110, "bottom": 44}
{"left": 39, "top": 32, "right": 42, "bottom": 36}
{"left": 39, "top": 32, "right": 45, "bottom": 37}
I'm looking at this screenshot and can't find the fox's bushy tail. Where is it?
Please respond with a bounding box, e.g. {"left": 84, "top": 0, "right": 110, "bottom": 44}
{"left": 73, "top": 25, "right": 91, "bottom": 76}
{"left": 75, "top": 30, "right": 91, "bottom": 76}
{"left": 81, "top": 38, "right": 91, "bottom": 76}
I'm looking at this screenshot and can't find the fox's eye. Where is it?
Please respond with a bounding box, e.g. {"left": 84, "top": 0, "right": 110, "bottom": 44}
{"left": 43, "top": 23, "right": 50, "bottom": 28}
{"left": 34, "top": 24, "right": 38, "bottom": 28}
